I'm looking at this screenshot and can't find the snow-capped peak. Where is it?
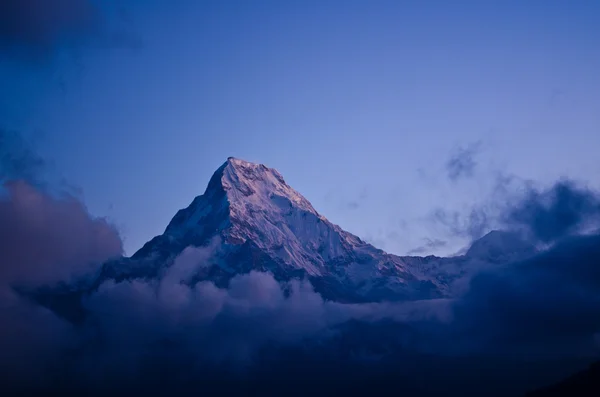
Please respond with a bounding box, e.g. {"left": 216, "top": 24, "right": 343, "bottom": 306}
{"left": 162, "top": 158, "right": 332, "bottom": 252}
{"left": 220, "top": 157, "right": 318, "bottom": 216}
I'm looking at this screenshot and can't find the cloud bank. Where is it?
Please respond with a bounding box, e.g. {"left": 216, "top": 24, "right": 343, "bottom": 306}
{"left": 0, "top": 179, "right": 123, "bottom": 392}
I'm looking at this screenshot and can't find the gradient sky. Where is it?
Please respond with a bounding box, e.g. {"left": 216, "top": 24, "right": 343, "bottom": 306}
{"left": 2, "top": 0, "right": 599, "bottom": 256}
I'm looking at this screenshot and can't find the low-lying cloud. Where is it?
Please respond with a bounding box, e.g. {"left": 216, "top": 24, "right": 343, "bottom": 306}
{"left": 0, "top": 178, "right": 452, "bottom": 392}
{"left": 407, "top": 238, "right": 448, "bottom": 255}
{"left": 0, "top": 179, "right": 123, "bottom": 391}
{"left": 453, "top": 232, "right": 600, "bottom": 359}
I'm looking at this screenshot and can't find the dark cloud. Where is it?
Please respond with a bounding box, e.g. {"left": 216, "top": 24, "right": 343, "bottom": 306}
{"left": 407, "top": 238, "right": 448, "bottom": 255}
{"left": 0, "top": 197, "right": 432, "bottom": 392}
{"left": 431, "top": 179, "right": 600, "bottom": 357}
{"left": 430, "top": 171, "right": 600, "bottom": 246}
{"left": 446, "top": 141, "right": 482, "bottom": 182}
{"left": 0, "top": 0, "right": 141, "bottom": 63}
{"left": 453, "top": 232, "right": 600, "bottom": 359}
{"left": 5, "top": 223, "right": 596, "bottom": 394}
{"left": 0, "top": 180, "right": 123, "bottom": 287}
{"left": 502, "top": 180, "right": 600, "bottom": 243}
{"left": 83, "top": 270, "right": 350, "bottom": 367}
{"left": 0, "top": 241, "right": 446, "bottom": 394}
{"left": 0, "top": 179, "right": 123, "bottom": 390}
{"left": 421, "top": 177, "right": 600, "bottom": 359}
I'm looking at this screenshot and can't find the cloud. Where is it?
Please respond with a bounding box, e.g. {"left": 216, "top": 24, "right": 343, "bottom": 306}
{"left": 346, "top": 201, "right": 360, "bottom": 210}
{"left": 430, "top": 206, "right": 491, "bottom": 241}
{"left": 502, "top": 180, "right": 600, "bottom": 243}
{"left": 80, "top": 240, "right": 448, "bottom": 370}
{"left": 452, "top": 232, "right": 600, "bottom": 359}
{"left": 342, "top": 187, "right": 369, "bottom": 210}
{"left": 0, "top": 179, "right": 123, "bottom": 391}
{"left": 85, "top": 272, "right": 332, "bottom": 366}
{"left": 4, "top": 217, "right": 598, "bottom": 393}
{"left": 0, "top": 180, "right": 123, "bottom": 288}
{"left": 0, "top": 287, "right": 76, "bottom": 391}
{"left": 0, "top": 211, "right": 448, "bottom": 393}
{"left": 428, "top": 177, "right": 600, "bottom": 357}
{"left": 421, "top": 177, "right": 600, "bottom": 359}
{"left": 69, "top": 266, "right": 456, "bottom": 397}
{"left": 446, "top": 141, "right": 482, "bottom": 182}
{"left": 0, "top": 129, "right": 124, "bottom": 390}
{"left": 406, "top": 238, "right": 448, "bottom": 255}
{"left": 0, "top": 0, "right": 141, "bottom": 63}
{"left": 429, "top": 171, "right": 600, "bottom": 246}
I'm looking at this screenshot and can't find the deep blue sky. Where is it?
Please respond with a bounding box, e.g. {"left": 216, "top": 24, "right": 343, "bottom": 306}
{"left": 2, "top": 0, "right": 599, "bottom": 256}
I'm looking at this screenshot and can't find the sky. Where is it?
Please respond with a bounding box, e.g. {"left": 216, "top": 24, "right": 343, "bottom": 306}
{"left": 3, "top": 2, "right": 600, "bottom": 394}
{"left": 2, "top": 0, "right": 600, "bottom": 256}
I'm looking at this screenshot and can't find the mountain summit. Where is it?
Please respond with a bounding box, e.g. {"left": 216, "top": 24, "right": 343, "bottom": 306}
{"left": 166, "top": 157, "right": 325, "bottom": 250}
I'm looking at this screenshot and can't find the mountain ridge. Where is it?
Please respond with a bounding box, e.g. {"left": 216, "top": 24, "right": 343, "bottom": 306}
{"left": 107, "top": 157, "right": 442, "bottom": 302}
{"left": 100, "top": 158, "right": 535, "bottom": 302}
{"left": 33, "top": 157, "right": 537, "bottom": 324}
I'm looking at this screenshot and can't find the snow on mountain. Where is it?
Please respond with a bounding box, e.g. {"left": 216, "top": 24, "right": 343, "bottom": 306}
{"left": 96, "top": 157, "right": 535, "bottom": 303}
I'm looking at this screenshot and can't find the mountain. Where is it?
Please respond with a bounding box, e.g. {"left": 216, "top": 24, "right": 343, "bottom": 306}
{"left": 34, "top": 157, "right": 536, "bottom": 322}
{"left": 97, "top": 158, "right": 534, "bottom": 301}
{"left": 99, "top": 157, "right": 438, "bottom": 301}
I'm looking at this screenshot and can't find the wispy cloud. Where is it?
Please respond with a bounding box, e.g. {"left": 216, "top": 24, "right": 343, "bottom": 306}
{"left": 430, "top": 206, "right": 491, "bottom": 241}
{"left": 446, "top": 141, "right": 483, "bottom": 182}
{"left": 406, "top": 238, "right": 448, "bottom": 255}
{"left": 343, "top": 187, "right": 369, "bottom": 210}
{"left": 430, "top": 173, "right": 600, "bottom": 245}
